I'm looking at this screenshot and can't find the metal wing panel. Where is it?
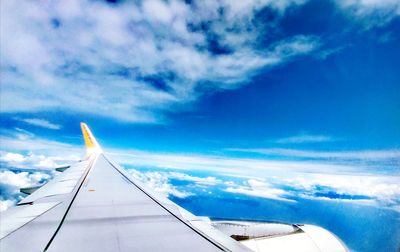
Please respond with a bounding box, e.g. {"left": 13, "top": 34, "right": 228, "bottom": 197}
{"left": 0, "top": 202, "right": 60, "bottom": 239}
{"left": 18, "top": 160, "right": 90, "bottom": 205}
{"left": 0, "top": 155, "right": 97, "bottom": 251}
{"left": 45, "top": 154, "right": 228, "bottom": 251}
{"left": 104, "top": 155, "right": 253, "bottom": 252}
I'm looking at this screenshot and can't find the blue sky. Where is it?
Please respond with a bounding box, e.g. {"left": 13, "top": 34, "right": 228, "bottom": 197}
{"left": 1, "top": 0, "right": 400, "bottom": 251}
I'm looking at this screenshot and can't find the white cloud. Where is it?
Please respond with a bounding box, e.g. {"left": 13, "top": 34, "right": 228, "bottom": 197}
{"left": 1, "top": 0, "right": 397, "bottom": 123}
{"left": 0, "top": 0, "right": 319, "bottom": 122}
{"left": 0, "top": 170, "right": 52, "bottom": 211}
{"left": 227, "top": 148, "right": 400, "bottom": 160}
{"left": 166, "top": 172, "right": 222, "bottom": 186}
{"left": 0, "top": 127, "right": 83, "bottom": 158}
{"left": 2, "top": 127, "right": 397, "bottom": 175}
{"left": 0, "top": 152, "right": 25, "bottom": 163}
{"left": 0, "top": 150, "right": 80, "bottom": 169}
{"left": 127, "top": 169, "right": 192, "bottom": 198}
{"left": 1, "top": 128, "right": 398, "bottom": 213}
{"left": 272, "top": 134, "right": 334, "bottom": 144}
{"left": 225, "top": 179, "right": 295, "bottom": 202}
{"left": 109, "top": 148, "right": 364, "bottom": 176}
{"left": 14, "top": 118, "right": 62, "bottom": 130}
{"left": 0, "top": 200, "right": 15, "bottom": 212}
{"left": 0, "top": 128, "right": 81, "bottom": 169}
{"left": 282, "top": 173, "right": 400, "bottom": 211}
{"left": 1, "top": 127, "right": 398, "bottom": 212}
{"left": 337, "top": 0, "right": 400, "bottom": 27}
{"left": 317, "top": 45, "right": 349, "bottom": 60}
{"left": 123, "top": 167, "right": 400, "bottom": 211}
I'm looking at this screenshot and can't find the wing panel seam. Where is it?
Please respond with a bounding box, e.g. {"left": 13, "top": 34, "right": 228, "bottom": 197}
{"left": 42, "top": 154, "right": 98, "bottom": 251}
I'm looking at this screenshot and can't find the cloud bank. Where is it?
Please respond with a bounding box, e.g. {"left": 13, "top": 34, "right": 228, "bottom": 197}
{"left": 1, "top": 127, "right": 398, "bottom": 213}
{"left": 127, "top": 169, "right": 400, "bottom": 212}
{"left": 2, "top": 167, "right": 399, "bottom": 213}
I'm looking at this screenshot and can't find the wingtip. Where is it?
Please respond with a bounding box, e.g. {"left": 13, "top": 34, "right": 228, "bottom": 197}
{"left": 80, "top": 122, "right": 101, "bottom": 151}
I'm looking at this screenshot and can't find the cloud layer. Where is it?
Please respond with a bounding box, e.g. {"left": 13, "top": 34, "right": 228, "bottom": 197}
{"left": 1, "top": 127, "right": 398, "bottom": 213}
{"left": 129, "top": 169, "right": 400, "bottom": 212}
{"left": 1, "top": 0, "right": 399, "bottom": 123}
{"left": 1, "top": 127, "right": 399, "bottom": 214}
{"left": 0, "top": 0, "right": 320, "bottom": 122}
{"left": 228, "top": 148, "right": 400, "bottom": 160}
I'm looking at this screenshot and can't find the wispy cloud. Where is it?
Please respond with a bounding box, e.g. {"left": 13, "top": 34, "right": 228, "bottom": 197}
{"left": 2, "top": 127, "right": 398, "bottom": 176}
{"left": 272, "top": 134, "right": 335, "bottom": 144}
{"left": 317, "top": 45, "right": 349, "bottom": 60}
{"left": 227, "top": 148, "right": 400, "bottom": 160}
{"left": 225, "top": 179, "right": 295, "bottom": 202}
{"left": 337, "top": 0, "right": 400, "bottom": 27}
{"left": 0, "top": 133, "right": 81, "bottom": 155}
{"left": 165, "top": 172, "right": 222, "bottom": 186}
{"left": 0, "top": 0, "right": 319, "bottom": 122}
{"left": 14, "top": 118, "right": 62, "bottom": 130}
{"left": 0, "top": 128, "right": 82, "bottom": 169}
{"left": 1, "top": 0, "right": 397, "bottom": 123}
{"left": 110, "top": 149, "right": 365, "bottom": 176}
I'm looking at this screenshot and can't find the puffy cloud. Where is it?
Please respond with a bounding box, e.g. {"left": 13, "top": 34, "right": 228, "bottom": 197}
{"left": 0, "top": 129, "right": 80, "bottom": 169}
{"left": 0, "top": 148, "right": 80, "bottom": 170}
{"left": 124, "top": 168, "right": 400, "bottom": 212}
{"left": 127, "top": 169, "right": 193, "bottom": 198}
{"left": 0, "top": 153, "right": 25, "bottom": 163}
{"left": 0, "top": 0, "right": 319, "bottom": 122}
{"left": 0, "top": 170, "right": 52, "bottom": 211}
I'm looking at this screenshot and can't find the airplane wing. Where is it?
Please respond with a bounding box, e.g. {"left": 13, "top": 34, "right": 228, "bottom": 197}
{"left": 0, "top": 123, "right": 348, "bottom": 252}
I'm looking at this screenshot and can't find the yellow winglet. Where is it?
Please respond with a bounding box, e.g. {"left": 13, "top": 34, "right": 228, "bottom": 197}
{"left": 80, "top": 122, "right": 101, "bottom": 151}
